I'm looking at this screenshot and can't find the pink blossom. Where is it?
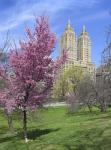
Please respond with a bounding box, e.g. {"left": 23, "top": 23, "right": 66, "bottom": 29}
{"left": 0, "top": 16, "right": 66, "bottom": 112}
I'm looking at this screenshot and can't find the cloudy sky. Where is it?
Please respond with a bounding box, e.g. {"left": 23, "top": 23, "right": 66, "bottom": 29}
{"left": 0, "top": 0, "right": 111, "bottom": 66}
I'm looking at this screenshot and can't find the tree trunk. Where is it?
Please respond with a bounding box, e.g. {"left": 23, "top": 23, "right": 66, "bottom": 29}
{"left": 100, "top": 105, "right": 107, "bottom": 112}
{"left": 87, "top": 104, "right": 92, "bottom": 113}
{"left": 100, "top": 103, "right": 107, "bottom": 112}
{"left": 5, "top": 110, "right": 14, "bottom": 132}
{"left": 23, "top": 109, "right": 28, "bottom": 142}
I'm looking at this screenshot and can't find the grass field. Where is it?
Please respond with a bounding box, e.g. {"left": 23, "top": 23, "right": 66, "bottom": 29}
{"left": 0, "top": 107, "right": 111, "bottom": 150}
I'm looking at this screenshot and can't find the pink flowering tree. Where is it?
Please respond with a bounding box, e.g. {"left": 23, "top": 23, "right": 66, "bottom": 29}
{"left": 0, "top": 65, "right": 16, "bottom": 131}
{"left": 0, "top": 16, "right": 66, "bottom": 142}
{"left": 0, "top": 33, "right": 16, "bottom": 131}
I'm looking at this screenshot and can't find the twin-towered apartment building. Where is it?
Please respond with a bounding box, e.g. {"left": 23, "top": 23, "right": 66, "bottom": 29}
{"left": 60, "top": 20, "right": 95, "bottom": 77}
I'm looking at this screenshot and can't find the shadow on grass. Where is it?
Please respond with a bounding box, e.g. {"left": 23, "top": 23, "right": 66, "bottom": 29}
{"left": 86, "top": 114, "right": 111, "bottom": 122}
{"left": 65, "top": 127, "right": 111, "bottom": 150}
{"left": 27, "top": 128, "right": 60, "bottom": 140}
{"left": 0, "top": 126, "right": 9, "bottom": 134}
{"left": 0, "top": 128, "right": 60, "bottom": 143}
{"left": 65, "top": 144, "right": 75, "bottom": 150}
{"left": 67, "top": 110, "right": 101, "bottom": 116}
{"left": 67, "top": 110, "right": 111, "bottom": 122}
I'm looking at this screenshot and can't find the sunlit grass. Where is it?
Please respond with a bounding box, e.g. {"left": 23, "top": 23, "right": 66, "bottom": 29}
{"left": 0, "top": 107, "right": 111, "bottom": 150}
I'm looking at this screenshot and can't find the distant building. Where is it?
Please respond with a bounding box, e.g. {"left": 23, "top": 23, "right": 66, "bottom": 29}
{"left": 60, "top": 20, "right": 96, "bottom": 78}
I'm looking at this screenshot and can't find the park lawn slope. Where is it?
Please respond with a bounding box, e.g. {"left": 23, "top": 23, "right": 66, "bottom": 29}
{"left": 0, "top": 107, "right": 111, "bottom": 150}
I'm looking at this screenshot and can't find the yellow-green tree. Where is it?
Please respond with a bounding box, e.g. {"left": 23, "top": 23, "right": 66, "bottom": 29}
{"left": 52, "top": 66, "right": 83, "bottom": 101}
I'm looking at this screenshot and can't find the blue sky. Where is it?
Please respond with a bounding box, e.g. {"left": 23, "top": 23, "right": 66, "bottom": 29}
{"left": 0, "top": 0, "right": 111, "bottom": 66}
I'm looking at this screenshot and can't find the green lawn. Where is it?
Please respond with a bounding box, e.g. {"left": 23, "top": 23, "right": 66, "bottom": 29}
{"left": 0, "top": 107, "right": 111, "bottom": 150}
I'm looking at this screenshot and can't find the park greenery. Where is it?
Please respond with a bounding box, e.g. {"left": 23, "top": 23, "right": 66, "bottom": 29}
{"left": 53, "top": 66, "right": 83, "bottom": 102}
{"left": 0, "top": 16, "right": 66, "bottom": 142}
{"left": 1, "top": 107, "right": 111, "bottom": 150}
{"left": 0, "top": 14, "right": 111, "bottom": 150}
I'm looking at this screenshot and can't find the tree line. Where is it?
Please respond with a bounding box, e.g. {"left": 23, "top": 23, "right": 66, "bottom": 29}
{"left": 53, "top": 26, "right": 111, "bottom": 113}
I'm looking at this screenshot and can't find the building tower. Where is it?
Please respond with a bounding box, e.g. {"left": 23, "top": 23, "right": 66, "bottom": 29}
{"left": 77, "top": 26, "right": 91, "bottom": 63}
{"left": 60, "top": 20, "right": 77, "bottom": 61}
{"left": 59, "top": 22, "right": 95, "bottom": 78}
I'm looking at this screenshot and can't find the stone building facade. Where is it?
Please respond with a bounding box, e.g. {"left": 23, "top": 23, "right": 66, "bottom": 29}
{"left": 60, "top": 20, "right": 95, "bottom": 77}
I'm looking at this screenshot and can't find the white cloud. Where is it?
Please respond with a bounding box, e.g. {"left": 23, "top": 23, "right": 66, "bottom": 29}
{"left": 81, "top": 10, "right": 110, "bottom": 22}
{"left": 0, "top": 0, "right": 100, "bottom": 32}
{"left": 0, "top": 10, "right": 34, "bottom": 32}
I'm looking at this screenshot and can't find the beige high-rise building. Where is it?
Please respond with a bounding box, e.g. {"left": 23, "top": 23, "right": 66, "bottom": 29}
{"left": 60, "top": 20, "right": 77, "bottom": 61}
{"left": 77, "top": 26, "right": 91, "bottom": 63}
{"left": 60, "top": 21, "right": 95, "bottom": 77}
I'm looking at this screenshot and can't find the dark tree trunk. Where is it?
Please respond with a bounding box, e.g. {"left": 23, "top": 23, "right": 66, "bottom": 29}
{"left": 23, "top": 87, "right": 30, "bottom": 142}
{"left": 23, "top": 109, "right": 28, "bottom": 142}
{"left": 87, "top": 104, "right": 92, "bottom": 113}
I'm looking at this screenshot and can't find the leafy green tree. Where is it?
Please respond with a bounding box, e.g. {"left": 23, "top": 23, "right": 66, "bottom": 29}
{"left": 53, "top": 66, "right": 83, "bottom": 101}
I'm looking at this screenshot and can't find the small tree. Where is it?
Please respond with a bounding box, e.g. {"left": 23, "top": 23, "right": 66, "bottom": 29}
{"left": 77, "top": 75, "right": 96, "bottom": 112}
{"left": 95, "top": 73, "right": 111, "bottom": 112}
{"left": 0, "top": 32, "right": 15, "bottom": 132}
{"left": 0, "top": 16, "right": 65, "bottom": 142}
{"left": 53, "top": 66, "right": 82, "bottom": 102}
{"left": 95, "top": 23, "right": 111, "bottom": 112}
{"left": 0, "top": 74, "right": 16, "bottom": 131}
{"left": 53, "top": 72, "right": 68, "bottom": 101}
